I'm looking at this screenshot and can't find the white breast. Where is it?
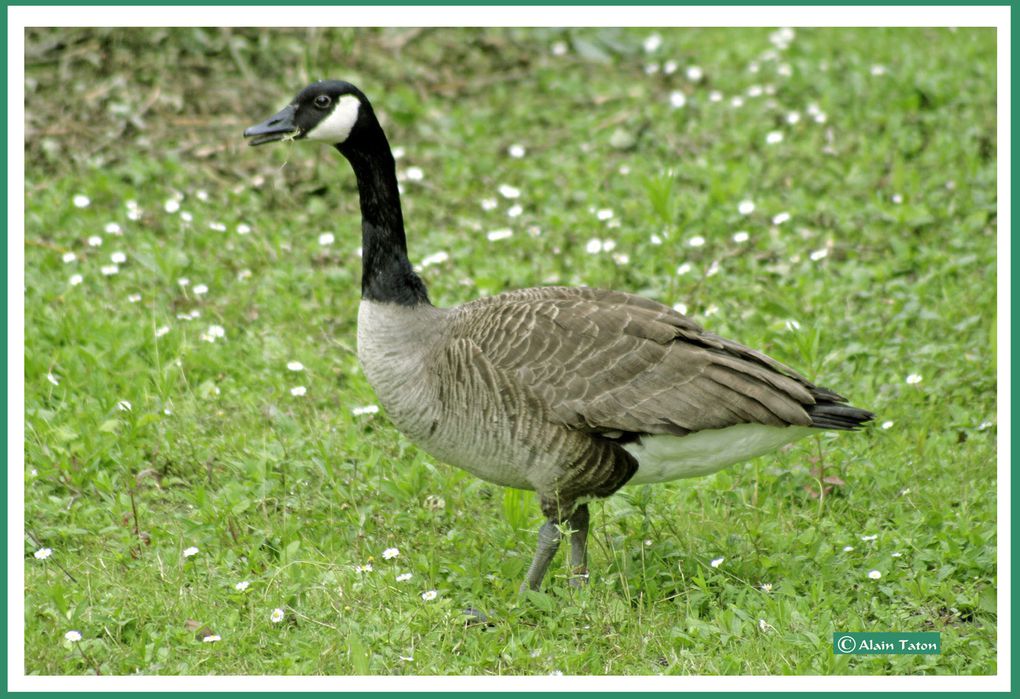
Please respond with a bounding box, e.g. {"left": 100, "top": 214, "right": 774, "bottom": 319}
{"left": 623, "top": 424, "right": 815, "bottom": 484}
{"left": 357, "top": 300, "right": 446, "bottom": 439}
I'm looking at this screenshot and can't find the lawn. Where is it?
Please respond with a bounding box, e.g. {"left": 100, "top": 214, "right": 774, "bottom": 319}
{"left": 22, "top": 27, "right": 997, "bottom": 675}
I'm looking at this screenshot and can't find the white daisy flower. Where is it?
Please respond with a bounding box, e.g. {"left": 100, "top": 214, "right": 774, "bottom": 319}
{"left": 65, "top": 630, "right": 82, "bottom": 643}
{"left": 164, "top": 199, "right": 180, "bottom": 214}
{"left": 786, "top": 111, "right": 801, "bottom": 125}
{"left": 421, "top": 251, "right": 449, "bottom": 267}
{"left": 772, "top": 212, "right": 791, "bottom": 225}
{"left": 290, "top": 386, "right": 307, "bottom": 397}
{"left": 201, "top": 324, "right": 225, "bottom": 343}
{"left": 669, "top": 91, "right": 687, "bottom": 109}
{"left": 62, "top": 252, "right": 77, "bottom": 263}
{"left": 687, "top": 236, "right": 705, "bottom": 247}
{"left": 766, "top": 131, "right": 784, "bottom": 145}
{"left": 585, "top": 239, "right": 603, "bottom": 254}
{"left": 202, "top": 634, "right": 221, "bottom": 643}
{"left": 843, "top": 546, "right": 855, "bottom": 552}
{"left": 382, "top": 547, "right": 400, "bottom": 560}
{"left": 155, "top": 325, "right": 170, "bottom": 338}
{"left": 286, "top": 361, "right": 304, "bottom": 372}
{"left": 110, "top": 252, "right": 127, "bottom": 264}
{"left": 481, "top": 198, "right": 498, "bottom": 211}
{"left": 507, "top": 204, "right": 523, "bottom": 218}
{"left": 486, "top": 229, "right": 512, "bottom": 242}
{"left": 497, "top": 184, "right": 521, "bottom": 199}
{"left": 685, "top": 65, "right": 704, "bottom": 82}
{"left": 710, "top": 557, "right": 724, "bottom": 568}
{"left": 318, "top": 232, "right": 335, "bottom": 246}
{"left": 881, "top": 421, "right": 894, "bottom": 430}
{"left": 396, "top": 572, "right": 412, "bottom": 582}
{"left": 355, "top": 563, "right": 373, "bottom": 574}
{"left": 404, "top": 166, "right": 424, "bottom": 182}
{"left": 906, "top": 374, "right": 923, "bottom": 385}
{"left": 34, "top": 547, "right": 52, "bottom": 560}
{"left": 676, "top": 262, "right": 691, "bottom": 276}
{"left": 236, "top": 223, "right": 252, "bottom": 235}
{"left": 861, "top": 534, "right": 878, "bottom": 542}
{"left": 235, "top": 580, "right": 250, "bottom": 592}
{"left": 421, "top": 589, "right": 438, "bottom": 601}
{"left": 270, "top": 608, "right": 285, "bottom": 623}
{"left": 596, "top": 209, "right": 614, "bottom": 221}
{"left": 193, "top": 284, "right": 208, "bottom": 296}
{"left": 868, "top": 570, "right": 882, "bottom": 580}
{"left": 738, "top": 200, "right": 755, "bottom": 215}
{"left": 643, "top": 33, "right": 662, "bottom": 53}
{"left": 810, "top": 248, "right": 828, "bottom": 261}
{"left": 352, "top": 405, "right": 379, "bottom": 416}
{"left": 87, "top": 235, "right": 103, "bottom": 247}
{"left": 100, "top": 265, "right": 119, "bottom": 276}
{"left": 663, "top": 60, "right": 678, "bottom": 75}
{"left": 209, "top": 222, "right": 227, "bottom": 232}
{"left": 72, "top": 194, "right": 91, "bottom": 208}
{"left": 183, "top": 546, "right": 199, "bottom": 558}
{"left": 507, "top": 144, "right": 526, "bottom": 158}
{"left": 732, "top": 231, "right": 749, "bottom": 243}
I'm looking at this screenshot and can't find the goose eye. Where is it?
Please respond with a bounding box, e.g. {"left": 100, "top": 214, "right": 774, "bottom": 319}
{"left": 313, "top": 95, "right": 331, "bottom": 110}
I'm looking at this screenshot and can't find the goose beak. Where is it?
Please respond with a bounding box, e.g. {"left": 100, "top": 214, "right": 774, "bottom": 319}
{"left": 244, "top": 104, "right": 299, "bottom": 146}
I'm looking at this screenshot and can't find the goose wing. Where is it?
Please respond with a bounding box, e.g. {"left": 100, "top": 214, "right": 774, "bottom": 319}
{"left": 448, "top": 286, "right": 846, "bottom": 438}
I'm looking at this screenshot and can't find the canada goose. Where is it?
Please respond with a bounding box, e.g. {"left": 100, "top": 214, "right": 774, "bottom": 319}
{"left": 244, "top": 81, "right": 874, "bottom": 592}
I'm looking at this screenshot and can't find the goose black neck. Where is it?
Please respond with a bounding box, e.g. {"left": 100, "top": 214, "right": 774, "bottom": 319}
{"left": 337, "top": 124, "right": 430, "bottom": 307}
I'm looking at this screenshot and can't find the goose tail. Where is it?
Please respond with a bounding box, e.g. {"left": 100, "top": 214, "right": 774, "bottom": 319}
{"left": 806, "top": 399, "right": 875, "bottom": 431}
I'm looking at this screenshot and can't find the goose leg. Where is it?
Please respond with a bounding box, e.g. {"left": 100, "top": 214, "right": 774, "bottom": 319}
{"left": 567, "top": 504, "right": 590, "bottom": 587}
{"left": 520, "top": 520, "right": 562, "bottom": 592}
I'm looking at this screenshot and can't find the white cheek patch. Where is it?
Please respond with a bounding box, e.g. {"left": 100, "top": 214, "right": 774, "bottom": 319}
{"left": 306, "top": 94, "right": 361, "bottom": 144}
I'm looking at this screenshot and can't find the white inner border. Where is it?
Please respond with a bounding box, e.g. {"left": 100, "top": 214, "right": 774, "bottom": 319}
{"left": 8, "top": 5, "right": 1010, "bottom": 693}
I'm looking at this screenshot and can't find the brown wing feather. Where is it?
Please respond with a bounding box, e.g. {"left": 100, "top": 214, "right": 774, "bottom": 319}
{"left": 448, "top": 286, "right": 837, "bottom": 437}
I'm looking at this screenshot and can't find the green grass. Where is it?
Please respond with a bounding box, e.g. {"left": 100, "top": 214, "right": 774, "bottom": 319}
{"left": 24, "top": 27, "right": 996, "bottom": 675}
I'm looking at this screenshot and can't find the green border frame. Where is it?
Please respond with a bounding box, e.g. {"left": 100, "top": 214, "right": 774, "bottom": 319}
{"left": 6, "top": 4, "right": 1012, "bottom": 694}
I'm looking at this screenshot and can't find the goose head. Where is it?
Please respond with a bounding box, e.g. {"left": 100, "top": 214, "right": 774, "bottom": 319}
{"left": 244, "top": 80, "right": 371, "bottom": 147}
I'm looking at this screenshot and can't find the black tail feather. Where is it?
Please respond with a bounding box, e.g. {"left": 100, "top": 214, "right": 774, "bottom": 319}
{"left": 806, "top": 401, "right": 875, "bottom": 431}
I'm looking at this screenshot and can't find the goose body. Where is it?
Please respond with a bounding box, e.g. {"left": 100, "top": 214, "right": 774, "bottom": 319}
{"left": 246, "top": 80, "right": 874, "bottom": 591}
